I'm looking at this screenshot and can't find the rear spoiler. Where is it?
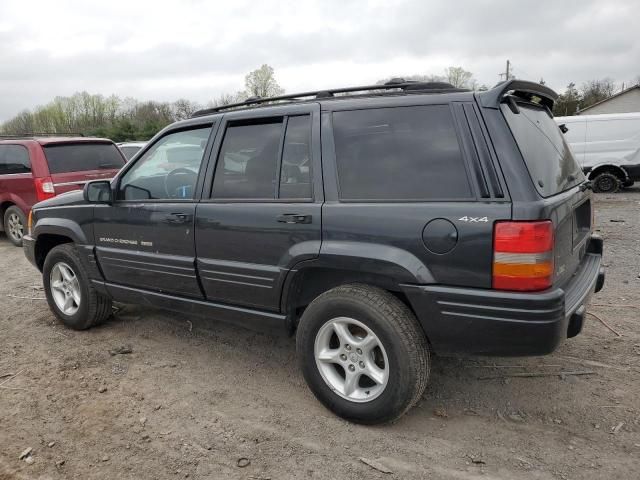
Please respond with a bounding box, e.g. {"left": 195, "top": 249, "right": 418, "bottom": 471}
{"left": 478, "top": 80, "right": 558, "bottom": 110}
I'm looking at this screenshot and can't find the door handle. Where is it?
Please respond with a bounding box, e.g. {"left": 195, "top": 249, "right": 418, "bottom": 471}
{"left": 277, "top": 213, "right": 312, "bottom": 224}
{"left": 166, "top": 212, "right": 190, "bottom": 224}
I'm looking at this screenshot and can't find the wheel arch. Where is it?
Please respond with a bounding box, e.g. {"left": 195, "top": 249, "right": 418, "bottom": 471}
{"left": 588, "top": 164, "right": 628, "bottom": 182}
{"left": 281, "top": 248, "right": 434, "bottom": 333}
{"left": 34, "top": 233, "right": 74, "bottom": 271}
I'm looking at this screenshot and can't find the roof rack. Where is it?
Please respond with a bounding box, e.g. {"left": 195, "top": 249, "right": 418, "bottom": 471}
{"left": 0, "top": 132, "right": 85, "bottom": 139}
{"left": 192, "top": 79, "right": 463, "bottom": 117}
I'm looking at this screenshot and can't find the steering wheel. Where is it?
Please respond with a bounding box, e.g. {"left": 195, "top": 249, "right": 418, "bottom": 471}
{"left": 164, "top": 168, "right": 197, "bottom": 199}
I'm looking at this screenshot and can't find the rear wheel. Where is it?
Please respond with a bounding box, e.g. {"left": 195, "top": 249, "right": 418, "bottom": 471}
{"left": 43, "top": 244, "right": 112, "bottom": 330}
{"left": 4, "top": 206, "right": 26, "bottom": 247}
{"left": 592, "top": 172, "right": 620, "bottom": 193}
{"left": 296, "top": 284, "right": 430, "bottom": 424}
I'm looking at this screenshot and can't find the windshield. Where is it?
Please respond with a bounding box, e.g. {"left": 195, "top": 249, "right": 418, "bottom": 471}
{"left": 501, "top": 103, "right": 584, "bottom": 197}
{"left": 44, "top": 143, "right": 126, "bottom": 174}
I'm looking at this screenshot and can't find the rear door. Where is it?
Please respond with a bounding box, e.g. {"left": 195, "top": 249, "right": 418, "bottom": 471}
{"left": 195, "top": 104, "right": 322, "bottom": 311}
{"left": 0, "top": 144, "right": 36, "bottom": 214}
{"left": 94, "top": 125, "right": 214, "bottom": 298}
{"left": 42, "top": 142, "right": 126, "bottom": 194}
{"left": 500, "top": 102, "right": 590, "bottom": 286}
{"left": 322, "top": 98, "right": 510, "bottom": 289}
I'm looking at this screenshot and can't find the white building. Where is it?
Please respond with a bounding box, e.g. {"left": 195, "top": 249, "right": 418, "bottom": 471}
{"left": 578, "top": 84, "right": 640, "bottom": 115}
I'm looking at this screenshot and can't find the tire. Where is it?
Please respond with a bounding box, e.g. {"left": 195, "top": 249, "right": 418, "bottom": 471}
{"left": 43, "top": 243, "right": 112, "bottom": 330}
{"left": 4, "top": 206, "right": 26, "bottom": 247}
{"left": 592, "top": 172, "right": 620, "bottom": 193}
{"left": 296, "top": 284, "right": 430, "bottom": 424}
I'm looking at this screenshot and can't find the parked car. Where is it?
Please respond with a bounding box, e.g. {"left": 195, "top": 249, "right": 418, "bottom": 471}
{"left": 23, "top": 80, "right": 605, "bottom": 424}
{"left": 0, "top": 137, "right": 126, "bottom": 246}
{"left": 117, "top": 141, "right": 147, "bottom": 161}
{"left": 555, "top": 112, "right": 640, "bottom": 193}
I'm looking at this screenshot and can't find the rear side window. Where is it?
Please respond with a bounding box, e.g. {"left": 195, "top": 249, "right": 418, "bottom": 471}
{"left": 0, "top": 145, "right": 30, "bottom": 174}
{"left": 43, "top": 143, "right": 126, "bottom": 174}
{"left": 212, "top": 115, "right": 313, "bottom": 200}
{"left": 502, "top": 103, "right": 584, "bottom": 197}
{"left": 332, "top": 105, "right": 472, "bottom": 201}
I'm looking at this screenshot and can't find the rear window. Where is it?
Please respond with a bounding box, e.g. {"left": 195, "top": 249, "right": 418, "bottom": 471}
{"left": 0, "top": 145, "right": 30, "bottom": 174}
{"left": 333, "top": 105, "right": 472, "bottom": 201}
{"left": 43, "top": 143, "right": 126, "bottom": 174}
{"left": 502, "top": 103, "right": 584, "bottom": 197}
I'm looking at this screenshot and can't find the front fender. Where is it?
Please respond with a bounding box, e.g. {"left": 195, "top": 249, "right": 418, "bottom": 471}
{"left": 33, "top": 218, "right": 88, "bottom": 244}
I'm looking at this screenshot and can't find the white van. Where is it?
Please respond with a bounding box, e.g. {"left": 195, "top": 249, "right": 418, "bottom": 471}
{"left": 555, "top": 112, "right": 640, "bottom": 193}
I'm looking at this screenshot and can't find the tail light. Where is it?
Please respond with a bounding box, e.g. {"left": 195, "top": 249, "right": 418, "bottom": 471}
{"left": 34, "top": 177, "right": 55, "bottom": 201}
{"left": 493, "top": 221, "right": 554, "bottom": 291}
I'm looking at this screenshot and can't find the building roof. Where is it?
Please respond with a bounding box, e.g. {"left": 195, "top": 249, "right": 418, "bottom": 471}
{"left": 579, "top": 84, "right": 640, "bottom": 113}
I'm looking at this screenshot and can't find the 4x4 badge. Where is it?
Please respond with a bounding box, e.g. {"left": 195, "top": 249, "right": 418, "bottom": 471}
{"left": 458, "top": 216, "right": 489, "bottom": 223}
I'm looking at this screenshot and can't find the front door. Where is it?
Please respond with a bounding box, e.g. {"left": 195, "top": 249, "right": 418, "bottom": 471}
{"left": 195, "top": 105, "right": 322, "bottom": 311}
{"left": 94, "top": 125, "right": 214, "bottom": 298}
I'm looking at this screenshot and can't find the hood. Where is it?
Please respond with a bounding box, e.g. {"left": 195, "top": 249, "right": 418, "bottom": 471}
{"left": 33, "top": 190, "right": 86, "bottom": 209}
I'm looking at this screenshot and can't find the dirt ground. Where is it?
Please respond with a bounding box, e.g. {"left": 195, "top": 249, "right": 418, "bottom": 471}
{"left": 1, "top": 190, "right": 639, "bottom": 480}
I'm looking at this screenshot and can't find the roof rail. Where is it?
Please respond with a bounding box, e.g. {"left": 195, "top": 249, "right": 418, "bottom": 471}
{"left": 478, "top": 80, "right": 558, "bottom": 110}
{"left": 0, "top": 132, "right": 85, "bottom": 139}
{"left": 192, "top": 80, "right": 463, "bottom": 117}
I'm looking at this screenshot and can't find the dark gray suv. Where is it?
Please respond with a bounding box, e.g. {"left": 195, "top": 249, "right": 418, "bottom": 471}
{"left": 23, "top": 79, "right": 605, "bottom": 424}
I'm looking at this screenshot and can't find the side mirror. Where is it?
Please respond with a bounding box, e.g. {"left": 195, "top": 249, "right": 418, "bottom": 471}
{"left": 83, "top": 180, "right": 113, "bottom": 204}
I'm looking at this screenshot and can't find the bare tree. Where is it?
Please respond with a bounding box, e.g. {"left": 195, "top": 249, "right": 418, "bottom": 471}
{"left": 445, "top": 66, "right": 475, "bottom": 89}
{"left": 580, "top": 78, "right": 617, "bottom": 110}
{"left": 244, "top": 64, "right": 285, "bottom": 98}
{"left": 172, "top": 99, "right": 202, "bottom": 120}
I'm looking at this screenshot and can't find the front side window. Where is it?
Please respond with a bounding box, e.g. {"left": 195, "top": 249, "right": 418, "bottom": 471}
{"left": 0, "top": 145, "right": 31, "bottom": 174}
{"left": 333, "top": 105, "right": 471, "bottom": 201}
{"left": 118, "top": 127, "right": 212, "bottom": 200}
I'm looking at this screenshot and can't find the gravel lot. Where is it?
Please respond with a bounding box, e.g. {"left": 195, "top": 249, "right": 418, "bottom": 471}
{"left": 1, "top": 189, "right": 639, "bottom": 480}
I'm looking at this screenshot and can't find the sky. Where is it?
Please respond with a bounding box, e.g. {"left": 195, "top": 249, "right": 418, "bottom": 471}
{"left": 0, "top": 0, "right": 638, "bottom": 121}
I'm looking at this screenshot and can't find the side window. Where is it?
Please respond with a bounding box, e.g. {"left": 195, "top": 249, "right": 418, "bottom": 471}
{"left": 212, "top": 115, "right": 313, "bottom": 200}
{"left": 279, "top": 115, "right": 312, "bottom": 199}
{"left": 332, "top": 105, "right": 472, "bottom": 201}
{"left": 212, "top": 119, "right": 283, "bottom": 199}
{"left": 0, "top": 145, "right": 31, "bottom": 175}
{"left": 118, "top": 127, "right": 212, "bottom": 200}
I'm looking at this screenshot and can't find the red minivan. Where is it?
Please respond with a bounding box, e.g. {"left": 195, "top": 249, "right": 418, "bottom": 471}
{"left": 0, "top": 137, "right": 126, "bottom": 246}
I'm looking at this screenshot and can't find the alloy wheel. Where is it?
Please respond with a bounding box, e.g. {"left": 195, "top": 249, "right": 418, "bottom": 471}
{"left": 50, "top": 262, "right": 81, "bottom": 316}
{"left": 7, "top": 213, "right": 23, "bottom": 242}
{"left": 314, "top": 317, "right": 389, "bottom": 403}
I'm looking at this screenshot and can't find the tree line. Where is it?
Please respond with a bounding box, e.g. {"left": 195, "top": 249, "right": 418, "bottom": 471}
{"left": 1, "top": 63, "right": 637, "bottom": 141}
{"left": 552, "top": 78, "right": 639, "bottom": 116}
{"left": 0, "top": 64, "right": 285, "bottom": 142}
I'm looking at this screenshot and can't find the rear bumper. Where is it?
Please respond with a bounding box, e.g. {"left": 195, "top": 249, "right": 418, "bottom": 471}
{"left": 403, "top": 237, "right": 604, "bottom": 356}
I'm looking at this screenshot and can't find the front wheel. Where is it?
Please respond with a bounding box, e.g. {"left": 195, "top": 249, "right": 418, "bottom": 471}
{"left": 43, "top": 244, "right": 112, "bottom": 330}
{"left": 296, "top": 284, "right": 430, "bottom": 424}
